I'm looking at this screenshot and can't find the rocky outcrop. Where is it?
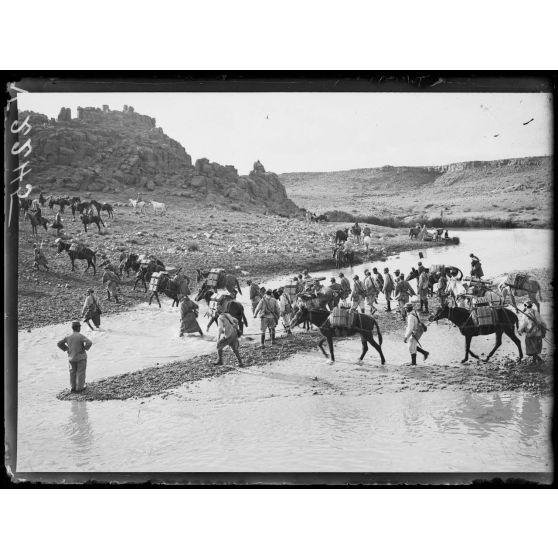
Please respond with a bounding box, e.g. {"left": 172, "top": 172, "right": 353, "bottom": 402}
{"left": 18, "top": 106, "right": 299, "bottom": 215}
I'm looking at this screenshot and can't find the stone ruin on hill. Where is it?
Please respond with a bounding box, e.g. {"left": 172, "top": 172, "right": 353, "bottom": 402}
{"left": 19, "top": 105, "right": 300, "bottom": 216}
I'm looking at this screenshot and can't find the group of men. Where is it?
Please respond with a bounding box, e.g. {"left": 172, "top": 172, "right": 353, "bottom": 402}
{"left": 55, "top": 249, "right": 548, "bottom": 392}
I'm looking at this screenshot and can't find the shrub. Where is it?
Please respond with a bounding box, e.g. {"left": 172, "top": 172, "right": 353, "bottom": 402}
{"left": 187, "top": 241, "right": 199, "bottom": 252}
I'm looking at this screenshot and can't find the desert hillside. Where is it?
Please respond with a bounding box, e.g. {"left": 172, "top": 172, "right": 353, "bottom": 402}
{"left": 20, "top": 106, "right": 299, "bottom": 216}
{"left": 280, "top": 156, "right": 552, "bottom": 227}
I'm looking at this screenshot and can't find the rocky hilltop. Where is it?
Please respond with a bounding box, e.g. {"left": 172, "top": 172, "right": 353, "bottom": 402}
{"left": 281, "top": 156, "right": 552, "bottom": 227}
{"left": 19, "top": 106, "right": 299, "bottom": 216}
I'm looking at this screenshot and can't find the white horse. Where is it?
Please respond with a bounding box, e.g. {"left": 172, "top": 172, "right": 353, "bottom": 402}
{"left": 129, "top": 198, "right": 147, "bottom": 215}
{"left": 150, "top": 200, "right": 166, "bottom": 214}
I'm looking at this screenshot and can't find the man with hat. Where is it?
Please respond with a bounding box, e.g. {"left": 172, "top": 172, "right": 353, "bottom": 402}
{"left": 403, "top": 302, "right": 429, "bottom": 365}
{"left": 254, "top": 289, "right": 280, "bottom": 348}
{"left": 372, "top": 267, "right": 384, "bottom": 294}
{"left": 57, "top": 321, "right": 93, "bottom": 392}
{"left": 325, "top": 277, "right": 343, "bottom": 309}
{"left": 382, "top": 267, "right": 394, "bottom": 312}
{"left": 278, "top": 287, "right": 294, "bottom": 335}
{"left": 363, "top": 269, "right": 377, "bottom": 315}
{"left": 351, "top": 275, "right": 366, "bottom": 313}
{"left": 338, "top": 272, "right": 351, "bottom": 302}
{"left": 247, "top": 279, "right": 262, "bottom": 313}
{"left": 417, "top": 266, "right": 430, "bottom": 314}
{"left": 518, "top": 301, "right": 547, "bottom": 363}
{"left": 82, "top": 288, "right": 102, "bottom": 330}
{"left": 470, "top": 253, "right": 484, "bottom": 280}
{"left": 394, "top": 274, "right": 416, "bottom": 321}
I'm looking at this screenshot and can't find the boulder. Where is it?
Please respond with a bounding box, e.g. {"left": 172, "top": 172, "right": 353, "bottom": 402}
{"left": 190, "top": 175, "right": 207, "bottom": 188}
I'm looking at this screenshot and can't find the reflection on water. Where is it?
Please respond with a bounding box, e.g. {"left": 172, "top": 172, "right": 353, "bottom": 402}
{"left": 62, "top": 401, "right": 94, "bottom": 458}
{"left": 16, "top": 229, "right": 553, "bottom": 473}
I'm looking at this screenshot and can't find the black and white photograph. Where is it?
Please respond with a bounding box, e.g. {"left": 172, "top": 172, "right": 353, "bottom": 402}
{"left": 4, "top": 76, "right": 554, "bottom": 483}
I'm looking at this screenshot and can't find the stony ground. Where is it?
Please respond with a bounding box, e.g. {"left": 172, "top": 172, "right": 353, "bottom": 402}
{"left": 58, "top": 328, "right": 553, "bottom": 402}
{"left": 17, "top": 193, "right": 432, "bottom": 330}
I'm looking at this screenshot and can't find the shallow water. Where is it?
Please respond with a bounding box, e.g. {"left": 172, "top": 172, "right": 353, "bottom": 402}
{"left": 16, "top": 228, "right": 554, "bottom": 473}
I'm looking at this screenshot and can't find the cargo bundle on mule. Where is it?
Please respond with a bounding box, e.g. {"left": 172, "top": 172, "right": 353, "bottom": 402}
{"left": 207, "top": 268, "right": 226, "bottom": 289}
{"left": 470, "top": 297, "right": 497, "bottom": 327}
{"left": 506, "top": 273, "right": 531, "bottom": 291}
{"left": 329, "top": 305, "right": 352, "bottom": 328}
{"left": 149, "top": 271, "right": 168, "bottom": 293}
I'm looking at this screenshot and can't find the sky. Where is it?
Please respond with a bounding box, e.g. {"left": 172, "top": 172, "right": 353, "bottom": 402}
{"left": 18, "top": 92, "right": 552, "bottom": 175}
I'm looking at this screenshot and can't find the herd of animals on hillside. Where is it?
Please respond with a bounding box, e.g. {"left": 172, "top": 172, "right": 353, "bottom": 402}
{"left": 19, "top": 187, "right": 548, "bottom": 372}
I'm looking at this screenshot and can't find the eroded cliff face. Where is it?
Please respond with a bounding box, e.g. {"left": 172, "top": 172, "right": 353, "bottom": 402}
{"left": 19, "top": 106, "right": 299, "bottom": 215}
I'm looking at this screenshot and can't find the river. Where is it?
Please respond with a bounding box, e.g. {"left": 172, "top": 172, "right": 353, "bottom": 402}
{"left": 16, "top": 229, "right": 553, "bottom": 473}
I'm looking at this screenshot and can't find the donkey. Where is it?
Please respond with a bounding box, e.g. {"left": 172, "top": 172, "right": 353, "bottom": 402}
{"left": 290, "top": 306, "right": 385, "bottom": 364}
{"left": 55, "top": 238, "right": 97, "bottom": 275}
{"left": 430, "top": 302, "right": 523, "bottom": 363}
{"left": 25, "top": 211, "right": 49, "bottom": 235}
{"left": 80, "top": 213, "right": 106, "bottom": 233}
{"left": 101, "top": 203, "right": 114, "bottom": 219}
{"left": 199, "top": 289, "right": 248, "bottom": 335}
{"left": 196, "top": 269, "right": 242, "bottom": 299}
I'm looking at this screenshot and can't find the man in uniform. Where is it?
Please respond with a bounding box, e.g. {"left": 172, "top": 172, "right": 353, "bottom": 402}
{"left": 57, "top": 321, "right": 93, "bottom": 392}
{"left": 247, "top": 279, "right": 262, "bottom": 313}
{"left": 278, "top": 287, "right": 294, "bottom": 336}
{"left": 404, "top": 302, "right": 430, "bottom": 365}
{"left": 437, "top": 270, "right": 449, "bottom": 307}
{"left": 363, "top": 269, "right": 377, "bottom": 315}
{"left": 338, "top": 272, "right": 351, "bottom": 302}
{"left": 382, "top": 267, "right": 394, "bottom": 312}
{"left": 418, "top": 267, "right": 430, "bottom": 314}
{"left": 394, "top": 275, "right": 416, "bottom": 321}
{"left": 351, "top": 275, "right": 366, "bottom": 313}
{"left": 372, "top": 268, "right": 384, "bottom": 296}
{"left": 470, "top": 253, "right": 484, "bottom": 280}
{"left": 254, "top": 289, "right": 280, "bottom": 348}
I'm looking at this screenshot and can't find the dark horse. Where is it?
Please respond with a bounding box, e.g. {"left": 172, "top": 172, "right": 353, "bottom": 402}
{"left": 430, "top": 303, "right": 523, "bottom": 363}
{"left": 89, "top": 199, "right": 103, "bottom": 216}
{"left": 409, "top": 226, "right": 420, "bottom": 239}
{"left": 55, "top": 238, "right": 97, "bottom": 275}
{"left": 134, "top": 260, "right": 166, "bottom": 292}
{"left": 334, "top": 228, "right": 349, "bottom": 244}
{"left": 24, "top": 211, "right": 49, "bottom": 235}
{"left": 48, "top": 196, "right": 71, "bottom": 213}
{"left": 101, "top": 203, "right": 114, "bottom": 218}
{"left": 80, "top": 213, "right": 106, "bottom": 233}
{"left": 120, "top": 253, "right": 165, "bottom": 278}
{"left": 290, "top": 306, "right": 385, "bottom": 364}
{"left": 199, "top": 289, "right": 248, "bottom": 335}
{"left": 148, "top": 272, "right": 190, "bottom": 308}
{"left": 196, "top": 269, "right": 242, "bottom": 299}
